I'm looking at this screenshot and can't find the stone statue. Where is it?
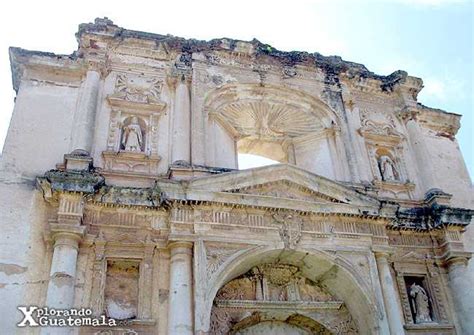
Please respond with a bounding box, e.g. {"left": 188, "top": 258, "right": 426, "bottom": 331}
{"left": 121, "top": 117, "right": 143, "bottom": 152}
{"left": 378, "top": 155, "right": 397, "bottom": 181}
{"left": 409, "top": 283, "right": 432, "bottom": 323}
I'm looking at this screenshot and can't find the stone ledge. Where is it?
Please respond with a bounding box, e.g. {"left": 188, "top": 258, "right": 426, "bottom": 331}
{"left": 404, "top": 323, "right": 454, "bottom": 332}
{"left": 215, "top": 299, "right": 343, "bottom": 310}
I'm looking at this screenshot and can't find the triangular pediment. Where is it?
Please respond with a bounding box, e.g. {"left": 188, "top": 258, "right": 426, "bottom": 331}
{"left": 187, "top": 164, "right": 380, "bottom": 208}
{"left": 225, "top": 179, "right": 341, "bottom": 204}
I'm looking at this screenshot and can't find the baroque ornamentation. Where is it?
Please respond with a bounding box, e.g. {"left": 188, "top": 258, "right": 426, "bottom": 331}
{"left": 273, "top": 213, "right": 303, "bottom": 249}
{"left": 210, "top": 264, "right": 353, "bottom": 335}
{"left": 111, "top": 74, "right": 163, "bottom": 104}
{"left": 211, "top": 100, "right": 324, "bottom": 141}
{"left": 359, "top": 109, "right": 402, "bottom": 137}
{"left": 228, "top": 180, "right": 340, "bottom": 203}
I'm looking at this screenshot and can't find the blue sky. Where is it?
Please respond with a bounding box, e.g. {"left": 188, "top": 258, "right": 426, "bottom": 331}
{"left": 0, "top": 0, "right": 472, "bottom": 178}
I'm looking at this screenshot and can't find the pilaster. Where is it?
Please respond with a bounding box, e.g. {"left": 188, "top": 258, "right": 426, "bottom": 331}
{"left": 168, "top": 241, "right": 194, "bottom": 335}
{"left": 374, "top": 249, "right": 405, "bottom": 335}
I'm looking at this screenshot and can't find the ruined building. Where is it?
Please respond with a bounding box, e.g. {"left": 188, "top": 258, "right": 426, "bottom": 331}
{"left": 1, "top": 18, "right": 473, "bottom": 335}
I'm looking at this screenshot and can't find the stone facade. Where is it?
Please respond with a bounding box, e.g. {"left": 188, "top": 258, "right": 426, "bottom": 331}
{"left": 1, "top": 17, "right": 473, "bottom": 335}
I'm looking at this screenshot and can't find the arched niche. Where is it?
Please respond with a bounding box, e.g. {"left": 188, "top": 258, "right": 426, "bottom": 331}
{"left": 374, "top": 148, "right": 400, "bottom": 182}
{"left": 198, "top": 247, "right": 386, "bottom": 335}
{"left": 203, "top": 84, "right": 347, "bottom": 179}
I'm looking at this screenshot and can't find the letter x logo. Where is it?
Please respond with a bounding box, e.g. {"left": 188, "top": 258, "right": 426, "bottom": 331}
{"left": 17, "top": 306, "right": 39, "bottom": 327}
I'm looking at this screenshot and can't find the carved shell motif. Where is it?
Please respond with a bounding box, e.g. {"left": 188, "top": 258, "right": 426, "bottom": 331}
{"left": 216, "top": 101, "right": 324, "bottom": 140}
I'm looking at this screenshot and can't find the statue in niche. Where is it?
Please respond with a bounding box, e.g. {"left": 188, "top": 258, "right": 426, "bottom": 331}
{"left": 378, "top": 155, "right": 398, "bottom": 181}
{"left": 409, "top": 283, "right": 432, "bottom": 323}
{"left": 121, "top": 116, "right": 143, "bottom": 152}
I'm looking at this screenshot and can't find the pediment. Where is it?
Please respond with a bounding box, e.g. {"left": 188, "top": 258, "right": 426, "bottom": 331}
{"left": 226, "top": 180, "right": 341, "bottom": 204}
{"left": 188, "top": 164, "right": 380, "bottom": 208}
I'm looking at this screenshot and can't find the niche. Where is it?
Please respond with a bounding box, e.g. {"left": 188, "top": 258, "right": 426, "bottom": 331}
{"left": 104, "top": 260, "right": 140, "bottom": 320}
{"left": 375, "top": 149, "right": 400, "bottom": 182}
{"left": 119, "top": 116, "right": 147, "bottom": 153}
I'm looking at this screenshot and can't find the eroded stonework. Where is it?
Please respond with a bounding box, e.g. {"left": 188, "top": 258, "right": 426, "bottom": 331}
{"left": 1, "top": 17, "right": 473, "bottom": 335}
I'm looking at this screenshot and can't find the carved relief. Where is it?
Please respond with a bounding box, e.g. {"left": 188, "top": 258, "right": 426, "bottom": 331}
{"left": 211, "top": 100, "right": 324, "bottom": 141}
{"left": 216, "top": 277, "right": 256, "bottom": 300}
{"left": 210, "top": 264, "right": 355, "bottom": 335}
{"left": 84, "top": 208, "right": 166, "bottom": 231}
{"left": 394, "top": 262, "right": 451, "bottom": 326}
{"left": 206, "top": 245, "right": 243, "bottom": 280}
{"left": 358, "top": 109, "right": 414, "bottom": 195}
{"left": 332, "top": 314, "right": 359, "bottom": 335}
{"left": 214, "top": 264, "right": 338, "bottom": 304}
{"left": 273, "top": 213, "right": 303, "bottom": 249}
{"left": 103, "top": 73, "right": 166, "bottom": 177}
{"left": 359, "top": 109, "right": 402, "bottom": 138}
{"left": 227, "top": 180, "right": 340, "bottom": 203}
{"left": 110, "top": 74, "right": 163, "bottom": 104}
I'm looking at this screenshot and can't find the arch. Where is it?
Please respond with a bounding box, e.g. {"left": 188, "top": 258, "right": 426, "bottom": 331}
{"left": 203, "top": 84, "right": 348, "bottom": 178}
{"left": 203, "top": 83, "right": 341, "bottom": 129}
{"left": 201, "top": 246, "right": 386, "bottom": 335}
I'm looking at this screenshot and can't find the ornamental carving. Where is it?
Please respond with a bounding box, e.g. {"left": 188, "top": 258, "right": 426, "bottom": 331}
{"left": 273, "top": 213, "right": 303, "bottom": 249}
{"left": 211, "top": 100, "right": 324, "bottom": 141}
{"left": 205, "top": 245, "right": 243, "bottom": 280}
{"left": 359, "top": 109, "right": 402, "bottom": 138}
{"left": 215, "top": 264, "right": 337, "bottom": 304}
{"left": 210, "top": 264, "right": 357, "bottom": 335}
{"left": 228, "top": 180, "right": 340, "bottom": 203}
{"left": 110, "top": 74, "right": 163, "bottom": 104}
{"left": 103, "top": 111, "right": 162, "bottom": 176}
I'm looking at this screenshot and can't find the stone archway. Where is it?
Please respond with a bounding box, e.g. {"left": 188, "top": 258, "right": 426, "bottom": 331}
{"left": 203, "top": 84, "right": 349, "bottom": 180}
{"left": 209, "top": 263, "right": 357, "bottom": 334}
{"left": 199, "top": 247, "right": 386, "bottom": 335}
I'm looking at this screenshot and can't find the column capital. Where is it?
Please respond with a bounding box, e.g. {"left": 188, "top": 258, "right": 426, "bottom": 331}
{"left": 168, "top": 241, "right": 194, "bottom": 254}
{"left": 397, "top": 107, "right": 420, "bottom": 124}
{"left": 444, "top": 251, "right": 472, "bottom": 269}
{"left": 49, "top": 222, "right": 86, "bottom": 249}
{"left": 372, "top": 246, "right": 394, "bottom": 260}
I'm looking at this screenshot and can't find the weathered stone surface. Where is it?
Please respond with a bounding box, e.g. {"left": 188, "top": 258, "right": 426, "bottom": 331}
{"left": 1, "top": 17, "right": 473, "bottom": 335}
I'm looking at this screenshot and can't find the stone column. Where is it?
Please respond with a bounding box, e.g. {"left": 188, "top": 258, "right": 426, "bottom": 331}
{"left": 45, "top": 228, "right": 84, "bottom": 309}
{"left": 168, "top": 241, "right": 194, "bottom": 335}
{"left": 71, "top": 70, "right": 101, "bottom": 152}
{"left": 446, "top": 257, "right": 474, "bottom": 334}
{"left": 375, "top": 252, "right": 405, "bottom": 335}
{"left": 172, "top": 78, "right": 191, "bottom": 164}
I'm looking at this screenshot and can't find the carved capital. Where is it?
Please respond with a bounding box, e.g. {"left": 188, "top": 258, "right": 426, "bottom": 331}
{"left": 49, "top": 222, "right": 86, "bottom": 250}
{"left": 396, "top": 107, "right": 420, "bottom": 124}
{"left": 443, "top": 252, "right": 472, "bottom": 270}
{"left": 168, "top": 241, "right": 193, "bottom": 257}
{"left": 373, "top": 246, "right": 395, "bottom": 261}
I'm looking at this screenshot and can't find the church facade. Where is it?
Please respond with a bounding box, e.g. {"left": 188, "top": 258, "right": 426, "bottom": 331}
{"left": 1, "top": 18, "right": 473, "bottom": 335}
